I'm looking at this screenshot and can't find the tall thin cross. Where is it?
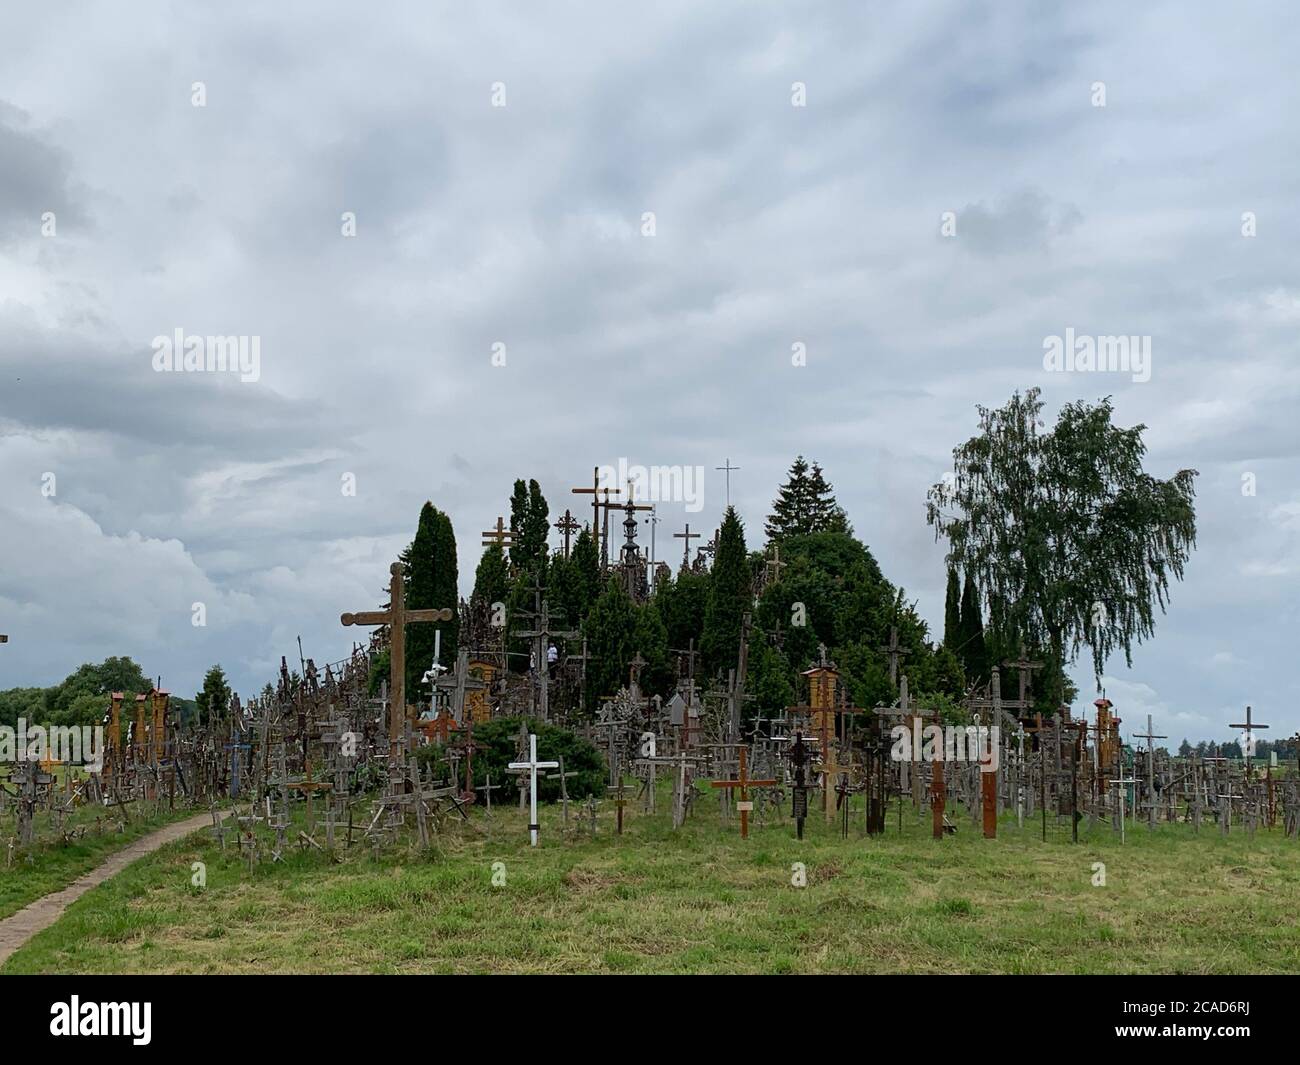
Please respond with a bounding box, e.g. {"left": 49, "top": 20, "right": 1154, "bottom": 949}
{"left": 553, "top": 509, "right": 580, "bottom": 557}
{"left": 341, "top": 561, "right": 454, "bottom": 756}
{"left": 674, "top": 524, "right": 700, "bottom": 570}
{"left": 715, "top": 458, "right": 740, "bottom": 506}
{"left": 513, "top": 599, "right": 578, "bottom": 721}
{"left": 508, "top": 733, "right": 559, "bottom": 846}
{"left": 879, "top": 626, "right": 910, "bottom": 688}
{"left": 1132, "top": 713, "right": 1167, "bottom": 826}
{"left": 571, "top": 467, "right": 622, "bottom": 567}
{"left": 1230, "top": 705, "right": 1269, "bottom": 782}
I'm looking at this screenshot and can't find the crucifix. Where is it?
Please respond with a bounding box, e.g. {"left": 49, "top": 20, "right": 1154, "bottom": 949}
{"left": 1229, "top": 705, "right": 1269, "bottom": 782}
{"left": 715, "top": 457, "right": 740, "bottom": 506}
{"left": 509, "top": 733, "right": 559, "bottom": 846}
{"left": 879, "top": 626, "right": 910, "bottom": 689}
{"left": 710, "top": 747, "right": 776, "bottom": 840}
{"left": 341, "top": 561, "right": 454, "bottom": 757}
{"left": 673, "top": 524, "right": 701, "bottom": 570}
{"left": 553, "top": 509, "right": 580, "bottom": 558}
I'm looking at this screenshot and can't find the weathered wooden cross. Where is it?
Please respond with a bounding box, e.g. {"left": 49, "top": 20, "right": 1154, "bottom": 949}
{"left": 673, "top": 523, "right": 701, "bottom": 570}
{"left": 340, "top": 561, "right": 453, "bottom": 756}
{"left": 1229, "top": 705, "right": 1269, "bottom": 782}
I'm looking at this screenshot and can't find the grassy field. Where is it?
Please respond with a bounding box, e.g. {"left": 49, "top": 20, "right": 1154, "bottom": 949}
{"left": 0, "top": 801, "right": 207, "bottom": 921}
{"left": 3, "top": 789, "right": 1298, "bottom": 974}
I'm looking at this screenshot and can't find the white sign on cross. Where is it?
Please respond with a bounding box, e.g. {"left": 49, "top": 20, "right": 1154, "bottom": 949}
{"left": 508, "top": 733, "right": 559, "bottom": 847}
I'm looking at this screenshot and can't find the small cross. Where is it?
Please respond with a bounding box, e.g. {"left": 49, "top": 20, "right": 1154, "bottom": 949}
{"left": 710, "top": 747, "right": 777, "bottom": 840}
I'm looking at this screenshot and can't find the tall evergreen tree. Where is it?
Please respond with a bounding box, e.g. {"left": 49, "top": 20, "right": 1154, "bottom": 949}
{"left": 472, "top": 544, "right": 509, "bottom": 613}
{"left": 402, "top": 501, "right": 459, "bottom": 695}
{"left": 807, "top": 462, "right": 849, "bottom": 533}
{"left": 523, "top": 479, "right": 550, "bottom": 569}
{"left": 633, "top": 600, "right": 673, "bottom": 699}
{"left": 508, "top": 479, "right": 530, "bottom": 571}
{"left": 195, "top": 665, "right": 231, "bottom": 728}
{"left": 765, "top": 456, "right": 814, "bottom": 542}
{"left": 701, "top": 507, "right": 750, "bottom": 677}
{"left": 583, "top": 578, "right": 639, "bottom": 714}
{"left": 567, "top": 526, "right": 601, "bottom": 626}
{"left": 957, "top": 571, "right": 989, "bottom": 683}
{"left": 943, "top": 565, "right": 961, "bottom": 651}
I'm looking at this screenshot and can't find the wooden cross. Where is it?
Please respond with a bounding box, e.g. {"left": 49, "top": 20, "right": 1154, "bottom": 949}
{"left": 285, "top": 759, "right": 332, "bottom": 836}
{"left": 1002, "top": 646, "right": 1045, "bottom": 713}
{"left": 788, "top": 733, "right": 811, "bottom": 840}
{"left": 764, "top": 545, "right": 786, "bottom": 585}
{"left": 340, "top": 561, "right": 453, "bottom": 756}
{"left": 673, "top": 523, "right": 701, "bottom": 570}
{"left": 607, "top": 775, "right": 630, "bottom": 835}
{"left": 545, "top": 756, "right": 579, "bottom": 823}
{"left": 513, "top": 599, "right": 578, "bottom": 720}
{"left": 1230, "top": 705, "right": 1269, "bottom": 781}
{"left": 508, "top": 733, "right": 559, "bottom": 846}
{"left": 879, "top": 626, "right": 910, "bottom": 688}
{"left": 1132, "top": 713, "right": 1167, "bottom": 825}
{"left": 571, "top": 467, "right": 623, "bottom": 567}
{"left": 553, "top": 509, "right": 580, "bottom": 557}
{"left": 476, "top": 772, "right": 501, "bottom": 814}
{"left": 715, "top": 457, "right": 740, "bottom": 506}
{"left": 481, "top": 516, "right": 515, "bottom": 550}
{"left": 710, "top": 747, "right": 776, "bottom": 839}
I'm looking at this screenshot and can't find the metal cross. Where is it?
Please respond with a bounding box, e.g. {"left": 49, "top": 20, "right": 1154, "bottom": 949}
{"left": 715, "top": 458, "right": 740, "bottom": 506}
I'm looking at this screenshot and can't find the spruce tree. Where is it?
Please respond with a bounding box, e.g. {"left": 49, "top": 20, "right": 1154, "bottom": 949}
{"left": 701, "top": 507, "right": 750, "bottom": 677}
{"left": 194, "top": 665, "right": 231, "bottom": 728}
{"left": 766, "top": 456, "right": 812, "bottom": 542}
{"left": 807, "top": 462, "right": 848, "bottom": 532}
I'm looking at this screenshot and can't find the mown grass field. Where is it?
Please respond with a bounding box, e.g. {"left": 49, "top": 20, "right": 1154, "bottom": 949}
{"left": 4, "top": 788, "right": 1298, "bottom": 974}
{"left": 0, "top": 802, "right": 205, "bottom": 921}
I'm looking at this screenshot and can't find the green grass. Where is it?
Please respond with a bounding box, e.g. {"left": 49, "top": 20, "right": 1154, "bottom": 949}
{"left": 0, "top": 802, "right": 208, "bottom": 921}
{"left": 4, "top": 791, "right": 1298, "bottom": 974}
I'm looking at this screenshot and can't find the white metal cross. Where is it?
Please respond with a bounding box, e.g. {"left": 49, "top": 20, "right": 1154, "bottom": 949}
{"left": 508, "top": 733, "right": 559, "bottom": 847}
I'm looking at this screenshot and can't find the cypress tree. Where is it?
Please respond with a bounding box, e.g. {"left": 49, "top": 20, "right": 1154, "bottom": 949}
{"left": 943, "top": 565, "right": 961, "bottom": 651}
{"left": 701, "top": 507, "right": 750, "bottom": 677}
{"left": 957, "top": 571, "right": 988, "bottom": 683}
{"left": 403, "top": 502, "right": 459, "bottom": 694}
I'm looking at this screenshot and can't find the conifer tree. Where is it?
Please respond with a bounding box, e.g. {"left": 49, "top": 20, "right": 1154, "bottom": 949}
{"left": 402, "top": 502, "right": 459, "bottom": 693}
{"left": 567, "top": 527, "right": 600, "bottom": 626}
{"left": 583, "top": 578, "right": 639, "bottom": 713}
{"left": 701, "top": 507, "right": 750, "bottom": 677}
{"left": 472, "top": 544, "right": 509, "bottom": 615}
{"left": 765, "top": 456, "right": 814, "bottom": 542}
{"left": 957, "top": 570, "right": 989, "bottom": 683}
{"left": 195, "top": 665, "right": 231, "bottom": 727}
{"left": 943, "top": 565, "right": 961, "bottom": 651}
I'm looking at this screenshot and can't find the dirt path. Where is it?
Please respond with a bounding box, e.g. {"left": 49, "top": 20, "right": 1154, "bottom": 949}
{"left": 0, "top": 810, "right": 225, "bottom": 966}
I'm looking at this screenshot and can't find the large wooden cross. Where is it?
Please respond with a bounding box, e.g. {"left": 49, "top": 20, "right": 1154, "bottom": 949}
{"left": 1229, "top": 705, "right": 1269, "bottom": 782}
{"left": 341, "top": 561, "right": 453, "bottom": 755}
{"left": 571, "top": 467, "right": 622, "bottom": 567}
{"left": 513, "top": 599, "right": 578, "bottom": 721}
{"left": 1132, "top": 713, "right": 1167, "bottom": 826}
{"left": 710, "top": 746, "right": 776, "bottom": 839}
{"left": 481, "top": 516, "right": 515, "bottom": 551}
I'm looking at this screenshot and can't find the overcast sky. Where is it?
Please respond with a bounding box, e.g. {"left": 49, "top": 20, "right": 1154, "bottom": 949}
{"left": 1, "top": 2, "right": 1296, "bottom": 747}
